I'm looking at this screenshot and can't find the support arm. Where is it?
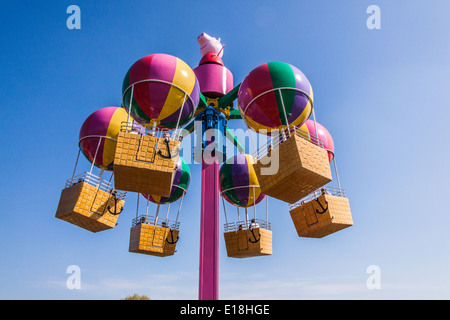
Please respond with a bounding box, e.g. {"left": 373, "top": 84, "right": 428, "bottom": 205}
{"left": 218, "top": 83, "right": 241, "bottom": 110}
{"left": 225, "top": 126, "right": 245, "bottom": 154}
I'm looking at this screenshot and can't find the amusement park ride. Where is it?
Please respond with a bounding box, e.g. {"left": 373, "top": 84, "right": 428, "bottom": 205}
{"left": 55, "top": 33, "right": 353, "bottom": 300}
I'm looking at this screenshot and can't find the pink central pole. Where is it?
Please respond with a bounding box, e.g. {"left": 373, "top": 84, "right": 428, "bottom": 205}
{"left": 198, "top": 159, "right": 219, "bottom": 300}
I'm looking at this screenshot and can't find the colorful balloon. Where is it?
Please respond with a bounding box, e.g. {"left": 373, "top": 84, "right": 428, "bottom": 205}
{"left": 238, "top": 62, "right": 313, "bottom": 135}
{"left": 299, "top": 119, "right": 335, "bottom": 162}
{"left": 122, "top": 53, "right": 200, "bottom": 129}
{"left": 219, "top": 154, "right": 265, "bottom": 208}
{"left": 79, "top": 106, "right": 130, "bottom": 171}
{"left": 143, "top": 157, "right": 191, "bottom": 205}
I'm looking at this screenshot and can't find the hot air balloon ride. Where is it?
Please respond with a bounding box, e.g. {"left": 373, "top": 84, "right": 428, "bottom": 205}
{"left": 114, "top": 53, "right": 200, "bottom": 196}
{"left": 219, "top": 154, "right": 272, "bottom": 258}
{"left": 238, "top": 62, "right": 333, "bottom": 204}
{"left": 55, "top": 106, "right": 128, "bottom": 232}
{"left": 129, "top": 157, "right": 191, "bottom": 257}
{"left": 289, "top": 120, "right": 353, "bottom": 238}
{"left": 54, "top": 32, "right": 355, "bottom": 300}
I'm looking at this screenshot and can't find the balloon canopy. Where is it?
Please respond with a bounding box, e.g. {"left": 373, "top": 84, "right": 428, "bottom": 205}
{"left": 299, "top": 119, "right": 335, "bottom": 162}
{"left": 143, "top": 157, "right": 191, "bottom": 205}
{"left": 79, "top": 106, "right": 130, "bottom": 171}
{"left": 238, "top": 62, "right": 313, "bottom": 135}
{"left": 122, "top": 53, "right": 200, "bottom": 129}
{"left": 219, "top": 154, "right": 265, "bottom": 208}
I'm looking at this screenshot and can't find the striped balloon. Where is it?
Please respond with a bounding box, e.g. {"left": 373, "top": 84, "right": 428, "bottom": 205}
{"left": 143, "top": 157, "right": 191, "bottom": 205}
{"left": 122, "top": 53, "right": 200, "bottom": 129}
{"left": 299, "top": 120, "right": 335, "bottom": 162}
{"left": 238, "top": 62, "right": 313, "bottom": 135}
{"left": 219, "top": 154, "right": 265, "bottom": 208}
{"left": 79, "top": 106, "right": 130, "bottom": 171}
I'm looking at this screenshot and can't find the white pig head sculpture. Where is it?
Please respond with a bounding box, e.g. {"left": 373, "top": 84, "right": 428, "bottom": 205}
{"left": 197, "top": 33, "right": 224, "bottom": 58}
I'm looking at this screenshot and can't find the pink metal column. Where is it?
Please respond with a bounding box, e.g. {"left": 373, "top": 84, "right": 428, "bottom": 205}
{"left": 198, "top": 159, "right": 219, "bottom": 300}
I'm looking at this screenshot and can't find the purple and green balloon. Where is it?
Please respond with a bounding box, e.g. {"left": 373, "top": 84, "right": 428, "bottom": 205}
{"left": 219, "top": 154, "right": 265, "bottom": 208}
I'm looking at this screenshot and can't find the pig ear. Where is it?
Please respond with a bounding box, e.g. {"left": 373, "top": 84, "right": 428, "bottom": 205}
{"left": 218, "top": 38, "right": 221, "bottom": 42}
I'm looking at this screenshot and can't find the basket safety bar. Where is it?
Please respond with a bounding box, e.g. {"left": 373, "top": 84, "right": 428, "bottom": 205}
{"left": 132, "top": 215, "right": 180, "bottom": 230}
{"left": 119, "top": 121, "right": 184, "bottom": 141}
{"left": 119, "top": 121, "right": 145, "bottom": 134}
{"left": 288, "top": 186, "right": 347, "bottom": 210}
{"left": 224, "top": 219, "right": 271, "bottom": 232}
{"left": 251, "top": 126, "right": 326, "bottom": 161}
{"left": 65, "top": 171, "right": 126, "bottom": 200}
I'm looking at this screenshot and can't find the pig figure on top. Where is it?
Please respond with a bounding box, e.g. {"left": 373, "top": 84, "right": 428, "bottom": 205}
{"left": 198, "top": 32, "right": 224, "bottom": 59}
{"left": 194, "top": 33, "right": 233, "bottom": 98}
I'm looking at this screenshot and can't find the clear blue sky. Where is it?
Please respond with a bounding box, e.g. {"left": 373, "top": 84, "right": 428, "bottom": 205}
{"left": 1, "top": 0, "right": 450, "bottom": 300}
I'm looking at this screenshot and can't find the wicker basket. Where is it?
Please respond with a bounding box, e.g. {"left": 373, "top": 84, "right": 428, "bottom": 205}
{"left": 55, "top": 181, "right": 124, "bottom": 233}
{"left": 289, "top": 194, "right": 353, "bottom": 238}
{"left": 254, "top": 134, "right": 332, "bottom": 204}
{"left": 224, "top": 227, "right": 272, "bottom": 258}
{"left": 129, "top": 223, "right": 179, "bottom": 257}
{"left": 113, "top": 131, "right": 180, "bottom": 197}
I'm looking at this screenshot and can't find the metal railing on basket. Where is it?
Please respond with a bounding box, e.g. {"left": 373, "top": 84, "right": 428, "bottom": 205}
{"left": 120, "top": 121, "right": 181, "bottom": 140}
{"left": 288, "top": 186, "right": 347, "bottom": 211}
{"left": 65, "top": 171, "right": 126, "bottom": 200}
{"left": 252, "top": 126, "right": 325, "bottom": 161}
{"left": 224, "top": 219, "right": 271, "bottom": 232}
{"left": 120, "top": 121, "right": 143, "bottom": 134}
{"left": 132, "top": 215, "right": 180, "bottom": 230}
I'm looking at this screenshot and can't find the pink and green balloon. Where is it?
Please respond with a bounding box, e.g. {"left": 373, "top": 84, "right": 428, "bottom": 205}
{"left": 238, "top": 62, "right": 313, "bottom": 135}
